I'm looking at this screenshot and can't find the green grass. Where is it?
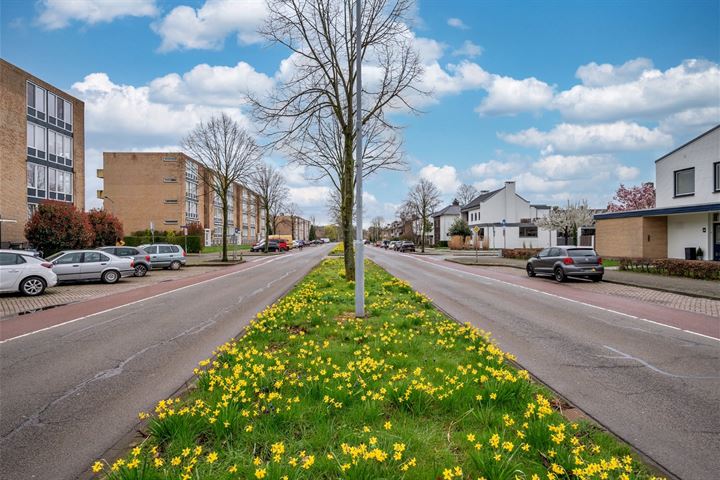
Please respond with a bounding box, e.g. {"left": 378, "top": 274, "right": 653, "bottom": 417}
{"left": 602, "top": 259, "right": 621, "bottom": 267}
{"left": 201, "top": 244, "right": 251, "bottom": 254}
{"left": 94, "top": 258, "right": 663, "bottom": 480}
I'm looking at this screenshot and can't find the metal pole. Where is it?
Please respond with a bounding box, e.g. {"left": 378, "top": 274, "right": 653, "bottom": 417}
{"left": 354, "top": 0, "right": 365, "bottom": 318}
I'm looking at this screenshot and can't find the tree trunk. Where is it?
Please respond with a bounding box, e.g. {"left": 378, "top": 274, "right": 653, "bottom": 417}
{"left": 341, "top": 131, "right": 355, "bottom": 280}
{"left": 264, "top": 202, "right": 270, "bottom": 253}
{"left": 421, "top": 213, "right": 426, "bottom": 253}
{"left": 221, "top": 196, "right": 229, "bottom": 262}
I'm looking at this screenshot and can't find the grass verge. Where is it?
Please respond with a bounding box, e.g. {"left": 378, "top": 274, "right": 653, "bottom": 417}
{"left": 202, "top": 245, "right": 252, "bottom": 254}
{"left": 93, "top": 258, "right": 663, "bottom": 480}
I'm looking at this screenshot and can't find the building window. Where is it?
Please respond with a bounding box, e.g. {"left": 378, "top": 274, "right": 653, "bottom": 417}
{"left": 27, "top": 163, "right": 47, "bottom": 198}
{"left": 48, "top": 93, "right": 73, "bottom": 130}
{"left": 164, "top": 199, "right": 178, "bottom": 204}
{"left": 674, "top": 167, "right": 695, "bottom": 197}
{"left": 519, "top": 226, "right": 538, "bottom": 238}
{"left": 163, "top": 177, "right": 177, "bottom": 183}
{"left": 27, "top": 82, "right": 46, "bottom": 118}
{"left": 48, "top": 130, "right": 73, "bottom": 166}
{"left": 48, "top": 168, "right": 73, "bottom": 201}
{"left": 163, "top": 156, "right": 177, "bottom": 162}
{"left": 27, "top": 203, "right": 39, "bottom": 219}
{"left": 164, "top": 220, "right": 179, "bottom": 225}
{"left": 714, "top": 162, "right": 720, "bottom": 192}
{"left": 27, "top": 122, "right": 46, "bottom": 158}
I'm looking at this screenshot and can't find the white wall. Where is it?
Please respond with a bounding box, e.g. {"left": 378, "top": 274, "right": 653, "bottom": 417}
{"left": 485, "top": 225, "right": 557, "bottom": 249}
{"left": 667, "top": 213, "right": 712, "bottom": 259}
{"left": 438, "top": 214, "right": 459, "bottom": 241}
{"left": 656, "top": 127, "right": 720, "bottom": 208}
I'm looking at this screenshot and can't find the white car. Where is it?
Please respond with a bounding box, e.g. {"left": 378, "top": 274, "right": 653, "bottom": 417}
{"left": 0, "top": 249, "right": 57, "bottom": 296}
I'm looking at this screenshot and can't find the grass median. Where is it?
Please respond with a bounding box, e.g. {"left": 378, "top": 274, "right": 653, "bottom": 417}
{"left": 93, "top": 257, "right": 663, "bottom": 480}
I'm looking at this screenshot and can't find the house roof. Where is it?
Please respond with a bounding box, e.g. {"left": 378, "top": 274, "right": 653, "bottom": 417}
{"left": 594, "top": 202, "right": 720, "bottom": 220}
{"left": 432, "top": 203, "right": 462, "bottom": 217}
{"left": 654, "top": 124, "right": 720, "bottom": 163}
{"left": 460, "top": 188, "right": 502, "bottom": 211}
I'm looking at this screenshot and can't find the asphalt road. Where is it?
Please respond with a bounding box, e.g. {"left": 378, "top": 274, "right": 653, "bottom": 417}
{"left": 366, "top": 248, "right": 720, "bottom": 480}
{"left": 0, "top": 244, "right": 332, "bottom": 480}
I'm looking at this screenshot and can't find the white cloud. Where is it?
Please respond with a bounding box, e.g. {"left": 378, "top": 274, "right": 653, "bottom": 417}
{"left": 37, "top": 0, "right": 158, "bottom": 29}
{"left": 452, "top": 40, "right": 483, "bottom": 58}
{"left": 288, "top": 186, "right": 331, "bottom": 207}
{"left": 532, "top": 154, "right": 613, "bottom": 178}
{"left": 472, "top": 178, "right": 503, "bottom": 192}
{"left": 615, "top": 165, "right": 640, "bottom": 181}
{"left": 515, "top": 172, "right": 569, "bottom": 193}
{"left": 414, "top": 37, "right": 446, "bottom": 64}
{"left": 418, "top": 164, "right": 460, "bottom": 194}
{"left": 659, "top": 106, "right": 720, "bottom": 135}
{"left": 554, "top": 59, "right": 720, "bottom": 121}
{"left": 469, "top": 160, "right": 519, "bottom": 177}
{"left": 152, "top": 0, "right": 267, "bottom": 52}
{"left": 476, "top": 75, "right": 554, "bottom": 116}
{"left": 575, "top": 57, "right": 654, "bottom": 86}
{"left": 499, "top": 121, "right": 673, "bottom": 153}
{"left": 148, "top": 62, "right": 274, "bottom": 106}
{"left": 447, "top": 17, "right": 469, "bottom": 29}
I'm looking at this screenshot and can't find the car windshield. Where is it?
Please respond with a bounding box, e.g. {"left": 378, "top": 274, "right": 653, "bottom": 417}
{"left": 568, "top": 249, "right": 597, "bottom": 257}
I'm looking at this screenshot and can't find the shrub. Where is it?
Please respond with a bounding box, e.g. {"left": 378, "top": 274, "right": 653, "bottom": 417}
{"left": 123, "top": 235, "right": 202, "bottom": 253}
{"left": 501, "top": 248, "right": 543, "bottom": 260}
{"left": 25, "top": 201, "right": 94, "bottom": 256}
{"left": 187, "top": 222, "right": 205, "bottom": 236}
{"left": 87, "top": 209, "right": 124, "bottom": 247}
{"left": 619, "top": 257, "right": 720, "bottom": 281}
{"left": 448, "top": 218, "right": 471, "bottom": 239}
{"left": 438, "top": 240, "right": 448, "bottom": 248}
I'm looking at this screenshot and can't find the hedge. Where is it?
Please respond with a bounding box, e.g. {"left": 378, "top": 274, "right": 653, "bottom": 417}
{"left": 619, "top": 257, "right": 720, "bottom": 281}
{"left": 437, "top": 240, "right": 449, "bottom": 248}
{"left": 501, "top": 248, "right": 543, "bottom": 260}
{"left": 123, "top": 235, "right": 202, "bottom": 254}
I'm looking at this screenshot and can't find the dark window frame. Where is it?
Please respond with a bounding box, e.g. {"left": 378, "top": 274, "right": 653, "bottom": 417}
{"left": 714, "top": 162, "right": 720, "bottom": 193}
{"left": 519, "top": 225, "right": 538, "bottom": 238}
{"left": 673, "top": 167, "right": 695, "bottom": 198}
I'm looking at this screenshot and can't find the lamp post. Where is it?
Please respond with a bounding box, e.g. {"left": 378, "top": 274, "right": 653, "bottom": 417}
{"left": 354, "top": 0, "right": 365, "bottom": 318}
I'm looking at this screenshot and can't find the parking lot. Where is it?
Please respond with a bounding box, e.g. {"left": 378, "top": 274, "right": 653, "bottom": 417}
{"left": 0, "top": 264, "right": 224, "bottom": 318}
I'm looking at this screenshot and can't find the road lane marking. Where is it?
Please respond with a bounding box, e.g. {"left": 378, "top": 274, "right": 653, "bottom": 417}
{"left": 0, "top": 255, "right": 288, "bottom": 344}
{"left": 374, "top": 251, "right": 720, "bottom": 344}
{"left": 600, "top": 345, "right": 720, "bottom": 379}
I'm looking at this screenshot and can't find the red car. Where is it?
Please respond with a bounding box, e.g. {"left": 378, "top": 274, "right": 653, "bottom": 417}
{"left": 276, "top": 240, "right": 289, "bottom": 251}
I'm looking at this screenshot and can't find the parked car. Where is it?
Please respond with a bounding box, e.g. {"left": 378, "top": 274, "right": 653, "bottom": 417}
{"left": 46, "top": 250, "right": 135, "bottom": 284}
{"left": 0, "top": 249, "right": 57, "bottom": 296}
{"left": 98, "top": 246, "right": 152, "bottom": 277}
{"left": 526, "top": 247, "right": 604, "bottom": 282}
{"left": 251, "top": 240, "right": 281, "bottom": 252}
{"left": 382, "top": 240, "right": 390, "bottom": 249}
{"left": 398, "top": 241, "right": 416, "bottom": 252}
{"left": 138, "top": 244, "right": 186, "bottom": 270}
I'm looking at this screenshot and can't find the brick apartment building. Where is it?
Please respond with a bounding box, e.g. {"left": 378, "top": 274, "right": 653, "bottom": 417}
{"left": 100, "top": 152, "right": 266, "bottom": 245}
{"left": 0, "top": 59, "right": 85, "bottom": 247}
{"left": 274, "top": 215, "right": 312, "bottom": 241}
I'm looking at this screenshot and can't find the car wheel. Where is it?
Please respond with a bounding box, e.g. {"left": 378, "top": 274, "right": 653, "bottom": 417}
{"left": 20, "top": 276, "right": 46, "bottom": 296}
{"left": 102, "top": 270, "right": 120, "bottom": 284}
{"left": 554, "top": 267, "right": 566, "bottom": 282}
{"left": 134, "top": 264, "right": 148, "bottom": 277}
{"left": 591, "top": 276, "right": 602, "bottom": 282}
{"left": 526, "top": 264, "right": 536, "bottom": 277}
{"left": 169, "top": 260, "right": 181, "bottom": 270}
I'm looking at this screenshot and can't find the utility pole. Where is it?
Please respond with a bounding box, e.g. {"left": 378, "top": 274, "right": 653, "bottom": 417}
{"left": 354, "top": 0, "right": 365, "bottom": 318}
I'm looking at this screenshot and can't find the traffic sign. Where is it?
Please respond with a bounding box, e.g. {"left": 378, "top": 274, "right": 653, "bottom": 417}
{"left": 472, "top": 225, "right": 480, "bottom": 234}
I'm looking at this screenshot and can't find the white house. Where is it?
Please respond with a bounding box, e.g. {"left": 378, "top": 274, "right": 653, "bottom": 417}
{"left": 595, "top": 125, "right": 720, "bottom": 260}
{"left": 461, "top": 181, "right": 557, "bottom": 249}
{"left": 432, "top": 199, "right": 462, "bottom": 245}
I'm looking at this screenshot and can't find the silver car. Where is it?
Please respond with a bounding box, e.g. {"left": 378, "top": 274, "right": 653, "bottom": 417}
{"left": 138, "top": 244, "right": 186, "bottom": 270}
{"left": 46, "top": 250, "right": 135, "bottom": 284}
{"left": 526, "top": 246, "right": 604, "bottom": 282}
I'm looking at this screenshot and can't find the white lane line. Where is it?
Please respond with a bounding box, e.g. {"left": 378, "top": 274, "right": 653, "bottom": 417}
{"left": 378, "top": 252, "right": 720, "bottom": 344}
{"left": 0, "top": 255, "right": 287, "bottom": 345}
{"left": 600, "top": 345, "right": 720, "bottom": 379}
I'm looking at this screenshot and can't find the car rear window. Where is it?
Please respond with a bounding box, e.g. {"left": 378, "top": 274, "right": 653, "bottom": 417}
{"left": 568, "top": 249, "right": 597, "bottom": 257}
{"left": 0, "top": 253, "right": 25, "bottom": 265}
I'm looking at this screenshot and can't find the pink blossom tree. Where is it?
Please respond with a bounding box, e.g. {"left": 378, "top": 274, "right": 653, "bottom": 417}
{"left": 606, "top": 183, "right": 656, "bottom": 212}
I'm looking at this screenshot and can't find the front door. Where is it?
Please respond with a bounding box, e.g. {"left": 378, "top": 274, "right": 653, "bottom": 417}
{"left": 714, "top": 223, "right": 720, "bottom": 261}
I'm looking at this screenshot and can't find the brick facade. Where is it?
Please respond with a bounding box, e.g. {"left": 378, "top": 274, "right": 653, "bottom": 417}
{"left": 0, "top": 59, "right": 84, "bottom": 246}
{"left": 595, "top": 216, "right": 668, "bottom": 258}
{"left": 275, "top": 215, "right": 312, "bottom": 241}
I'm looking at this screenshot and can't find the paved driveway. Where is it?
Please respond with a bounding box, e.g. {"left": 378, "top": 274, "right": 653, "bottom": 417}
{"left": 367, "top": 248, "right": 720, "bottom": 480}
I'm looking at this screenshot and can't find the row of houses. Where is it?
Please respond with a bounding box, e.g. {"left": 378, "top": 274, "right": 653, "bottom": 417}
{"left": 0, "top": 59, "right": 312, "bottom": 248}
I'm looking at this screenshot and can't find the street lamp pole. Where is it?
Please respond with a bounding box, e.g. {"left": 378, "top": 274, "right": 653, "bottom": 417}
{"left": 354, "top": 0, "right": 365, "bottom": 318}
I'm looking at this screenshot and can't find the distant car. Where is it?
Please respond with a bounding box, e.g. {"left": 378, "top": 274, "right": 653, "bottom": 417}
{"left": 389, "top": 241, "right": 401, "bottom": 251}
{"left": 382, "top": 240, "right": 390, "bottom": 249}
{"left": 46, "top": 250, "right": 134, "bottom": 284}
{"left": 321, "top": 238, "right": 330, "bottom": 243}
{"left": 526, "top": 247, "right": 604, "bottom": 282}
{"left": 398, "top": 241, "right": 416, "bottom": 252}
{"left": 0, "top": 249, "right": 57, "bottom": 296}
{"left": 138, "top": 244, "right": 186, "bottom": 270}
{"left": 251, "top": 240, "right": 281, "bottom": 252}
{"left": 98, "top": 246, "right": 152, "bottom": 277}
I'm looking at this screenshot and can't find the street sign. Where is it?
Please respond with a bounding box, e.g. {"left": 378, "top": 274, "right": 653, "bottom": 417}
{"left": 472, "top": 226, "right": 480, "bottom": 234}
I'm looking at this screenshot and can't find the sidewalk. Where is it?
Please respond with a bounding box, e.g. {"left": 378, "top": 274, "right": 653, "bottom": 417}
{"left": 445, "top": 256, "right": 720, "bottom": 300}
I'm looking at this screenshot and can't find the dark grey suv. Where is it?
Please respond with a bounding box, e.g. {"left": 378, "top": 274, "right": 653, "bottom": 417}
{"left": 526, "top": 247, "right": 604, "bottom": 282}
{"left": 98, "top": 246, "right": 152, "bottom": 277}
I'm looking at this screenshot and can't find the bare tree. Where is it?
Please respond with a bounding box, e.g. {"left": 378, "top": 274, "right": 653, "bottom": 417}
{"left": 252, "top": 0, "right": 424, "bottom": 279}
{"left": 369, "top": 216, "right": 384, "bottom": 242}
{"left": 249, "top": 163, "right": 289, "bottom": 253}
{"left": 456, "top": 183, "right": 479, "bottom": 206}
{"left": 536, "top": 199, "right": 595, "bottom": 245}
{"left": 183, "top": 113, "right": 260, "bottom": 262}
{"left": 403, "top": 179, "right": 441, "bottom": 253}
{"left": 283, "top": 202, "right": 301, "bottom": 240}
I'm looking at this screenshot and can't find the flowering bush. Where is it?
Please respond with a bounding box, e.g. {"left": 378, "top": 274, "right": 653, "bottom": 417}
{"left": 501, "top": 248, "right": 543, "bottom": 260}
{"left": 87, "top": 209, "right": 124, "bottom": 247}
{"left": 93, "top": 259, "right": 663, "bottom": 480}
{"left": 330, "top": 242, "right": 344, "bottom": 255}
{"left": 25, "top": 201, "right": 94, "bottom": 256}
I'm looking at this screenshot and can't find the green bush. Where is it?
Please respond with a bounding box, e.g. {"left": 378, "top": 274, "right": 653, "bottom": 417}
{"left": 438, "top": 240, "right": 449, "bottom": 248}
{"left": 619, "top": 257, "right": 720, "bottom": 280}
{"left": 123, "top": 235, "right": 202, "bottom": 253}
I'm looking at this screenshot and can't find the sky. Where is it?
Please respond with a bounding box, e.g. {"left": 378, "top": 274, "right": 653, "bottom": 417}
{"left": 2, "top": 0, "right": 719, "bottom": 225}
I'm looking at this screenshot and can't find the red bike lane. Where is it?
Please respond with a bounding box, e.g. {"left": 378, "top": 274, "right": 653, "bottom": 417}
{"left": 0, "top": 256, "right": 282, "bottom": 343}
{"left": 406, "top": 254, "right": 720, "bottom": 341}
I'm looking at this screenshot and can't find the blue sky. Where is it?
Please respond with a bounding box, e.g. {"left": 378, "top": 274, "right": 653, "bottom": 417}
{"left": 2, "top": 0, "right": 718, "bottom": 224}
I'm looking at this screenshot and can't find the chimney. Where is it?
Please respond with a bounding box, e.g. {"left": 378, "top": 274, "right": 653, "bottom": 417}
{"left": 504, "top": 181, "right": 516, "bottom": 196}
{"left": 452, "top": 198, "right": 459, "bottom": 206}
